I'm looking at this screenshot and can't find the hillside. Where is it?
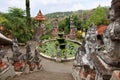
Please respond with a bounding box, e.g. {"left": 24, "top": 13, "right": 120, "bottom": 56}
{"left": 45, "top": 10, "right": 86, "bottom": 19}
{"left": 45, "top": 6, "right": 109, "bottom": 20}
{"left": 44, "top": 6, "right": 110, "bottom": 35}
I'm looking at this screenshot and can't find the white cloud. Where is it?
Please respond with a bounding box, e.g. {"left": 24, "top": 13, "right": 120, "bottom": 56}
{"left": 71, "top": 3, "right": 84, "bottom": 11}
{"left": 39, "top": 0, "right": 71, "bottom": 5}
{"left": 100, "top": 0, "right": 111, "bottom": 6}
{"left": 8, "top": 0, "right": 25, "bottom": 9}
{"left": 39, "top": 0, "right": 58, "bottom": 5}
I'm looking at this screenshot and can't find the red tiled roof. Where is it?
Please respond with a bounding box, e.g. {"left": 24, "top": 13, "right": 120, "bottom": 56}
{"left": 97, "top": 25, "right": 107, "bottom": 35}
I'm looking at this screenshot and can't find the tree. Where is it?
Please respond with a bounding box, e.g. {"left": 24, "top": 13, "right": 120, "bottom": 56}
{"left": 59, "top": 17, "right": 70, "bottom": 34}
{"left": 26, "top": 0, "right": 31, "bottom": 27}
{"left": 72, "top": 15, "right": 82, "bottom": 30}
{"left": 2, "top": 7, "right": 32, "bottom": 43}
{"left": 0, "top": 15, "right": 7, "bottom": 24}
{"left": 8, "top": 7, "right": 25, "bottom": 18}
{"left": 86, "top": 7, "right": 107, "bottom": 28}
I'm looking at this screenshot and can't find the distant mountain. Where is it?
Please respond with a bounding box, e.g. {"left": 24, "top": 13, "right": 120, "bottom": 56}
{"left": 45, "top": 6, "right": 110, "bottom": 19}
{"left": 45, "top": 10, "right": 86, "bottom": 19}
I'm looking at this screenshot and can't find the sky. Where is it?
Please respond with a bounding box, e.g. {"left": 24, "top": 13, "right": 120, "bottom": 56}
{"left": 0, "top": 0, "right": 112, "bottom": 16}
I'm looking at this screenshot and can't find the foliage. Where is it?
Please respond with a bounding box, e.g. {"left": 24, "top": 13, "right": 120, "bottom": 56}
{"left": 39, "top": 40, "right": 79, "bottom": 58}
{"left": 85, "top": 7, "right": 108, "bottom": 29}
{"left": 1, "top": 7, "right": 33, "bottom": 43}
{"left": 40, "top": 41, "right": 57, "bottom": 57}
{"left": 0, "top": 6, "right": 109, "bottom": 43}
{"left": 59, "top": 17, "right": 70, "bottom": 34}
{"left": 45, "top": 12, "right": 73, "bottom": 19}
{"left": 77, "top": 30, "right": 83, "bottom": 39}
{"left": 40, "top": 34, "right": 51, "bottom": 40}
{"left": 58, "top": 15, "right": 82, "bottom": 34}
{"left": 45, "top": 7, "right": 109, "bottom": 31}
{"left": 0, "top": 15, "right": 7, "bottom": 24}
{"left": 72, "top": 15, "right": 82, "bottom": 29}
{"left": 44, "top": 20, "right": 54, "bottom": 31}
{"left": 8, "top": 7, "right": 25, "bottom": 18}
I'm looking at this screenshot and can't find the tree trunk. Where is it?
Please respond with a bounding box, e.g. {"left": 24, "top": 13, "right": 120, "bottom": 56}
{"left": 26, "top": 0, "right": 31, "bottom": 27}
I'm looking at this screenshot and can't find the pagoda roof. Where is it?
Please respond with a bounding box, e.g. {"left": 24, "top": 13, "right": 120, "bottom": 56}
{"left": 35, "top": 10, "right": 46, "bottom": 21}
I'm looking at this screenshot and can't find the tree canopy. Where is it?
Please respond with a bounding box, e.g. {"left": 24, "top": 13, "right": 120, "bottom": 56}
{"left": 1, "top": 7, "right": 32, "bottom": 43}
{"left": 84, "top": 6, "right": 108, "bottom": 29}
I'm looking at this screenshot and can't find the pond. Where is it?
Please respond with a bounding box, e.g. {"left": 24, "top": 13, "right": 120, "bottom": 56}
{"left": 39, "top": 40, "right": 80, "bottom": 58}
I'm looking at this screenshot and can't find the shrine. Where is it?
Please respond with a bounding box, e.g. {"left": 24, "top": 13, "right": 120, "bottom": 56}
{"left": 51, "top": 18, "right": 59, "bottom": 37}
{"left": 33, "top": 10, "right": 46, "bottom": 41}
{"left": 69, "top": 17, "right": 77, "bottom": 39}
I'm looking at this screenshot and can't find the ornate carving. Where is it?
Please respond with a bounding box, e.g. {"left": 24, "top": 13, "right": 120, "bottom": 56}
{"left": 85, "top": 23, "right": 98, "bottom": 55}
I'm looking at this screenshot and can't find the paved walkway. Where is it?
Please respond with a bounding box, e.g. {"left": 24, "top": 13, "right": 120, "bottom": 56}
{"left": 8, "top": 41, "right": 74, "bottom": 80}
{"left": 12, "top": 71, "right": 74, "bottom": 80}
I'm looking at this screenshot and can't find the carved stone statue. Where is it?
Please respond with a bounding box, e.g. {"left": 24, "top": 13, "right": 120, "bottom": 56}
{"left": 108, "top": 7, "right": 115, "bottom": 21}
{"left": 85, "top": 23, "right": 98, "bottom": 55}
{"left": 12, "top": 37, "right": 22, "bottom": 57}
{"left": 102, "top": 0, "right": 120, "bottom": 67}
{"left": 103, "top": 18, "right": 120, "bottom": 64}
{"left": 34, "top": 49, "right": 41, "bottom": 69}
{"left": 72, "top": 1, "right": 120, "bottom": 80}
{"left": 26, "top": 43, "right": 32, "bottom": 60}
{"left": 0, "top": 45, "right": 7, "bottom": 58}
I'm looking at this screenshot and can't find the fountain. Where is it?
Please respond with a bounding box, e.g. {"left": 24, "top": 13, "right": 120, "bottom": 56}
{"left": 39, "top": 33, "right": 80, "bottom": 62}
{"left": 56, "top": 33, "right": 66, "bottom": 62}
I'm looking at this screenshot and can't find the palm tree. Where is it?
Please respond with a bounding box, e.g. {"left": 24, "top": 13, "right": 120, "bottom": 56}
{"left": 26, "top": 0, "right": 31, "bottom": 27}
